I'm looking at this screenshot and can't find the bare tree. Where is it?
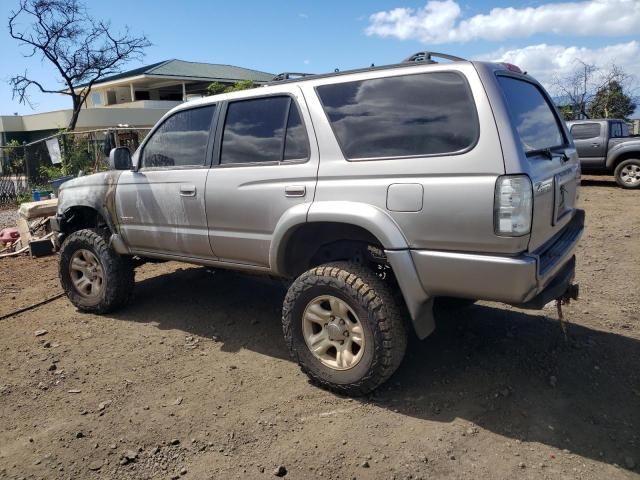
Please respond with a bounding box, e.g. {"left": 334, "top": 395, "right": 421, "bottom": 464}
{"left": 553, "top": 60, "right": 636, "bottom": 121}
{"left": 552, "top": 60, "right": 598, "bottom": 120}
{"left": 8, "top": 0, "right": 151, "bottom": 130}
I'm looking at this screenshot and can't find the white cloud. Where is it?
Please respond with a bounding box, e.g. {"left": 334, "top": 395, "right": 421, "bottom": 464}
{"left": 366, "top": 0, "right": 640, "bottom": 43}
{"left": 478, "top": 41, "right": 640, "bottom": 92}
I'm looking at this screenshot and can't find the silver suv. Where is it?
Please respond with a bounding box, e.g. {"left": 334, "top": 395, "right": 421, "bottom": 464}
{"left": 52, "top": 53, "right": 584, "bottom": 395}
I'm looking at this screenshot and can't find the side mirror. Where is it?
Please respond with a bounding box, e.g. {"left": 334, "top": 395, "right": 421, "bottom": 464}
{"left": 109, "top": 147, "right": 132, "bottom": 170}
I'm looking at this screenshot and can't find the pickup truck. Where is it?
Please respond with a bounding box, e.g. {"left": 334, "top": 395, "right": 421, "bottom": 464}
{"left": 566, "top": 118, "right": 640, "bottom": 188}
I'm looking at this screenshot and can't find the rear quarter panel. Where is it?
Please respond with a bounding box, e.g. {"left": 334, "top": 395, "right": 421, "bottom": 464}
{"left": 302, "top": 62, "right": 527, "bottom": 255}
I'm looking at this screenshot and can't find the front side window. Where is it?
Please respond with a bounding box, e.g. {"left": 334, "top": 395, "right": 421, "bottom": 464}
{"left": 316, "top": 72, "right": 479, "bottom": 160}
{"left": 220, "top": 96, "right": 309, "bottom": 165}
{"left": 497, "top": 76, "right": 565, "bottom": 153}
{"left": 142, "top": 106, "right": 215, "bottom": 168}
{"left": 571, "top": 123, "right": 601, "bottom": 140}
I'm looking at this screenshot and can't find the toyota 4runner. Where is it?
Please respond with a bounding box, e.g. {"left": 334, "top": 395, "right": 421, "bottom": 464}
{"left": 52, "top": 52, "right": 584, "bottom": 395}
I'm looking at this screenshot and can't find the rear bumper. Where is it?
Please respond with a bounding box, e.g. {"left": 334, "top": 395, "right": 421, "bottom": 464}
{"left": 409, "top": 209, "right": 585, "bottom": 306}
{"left": 514, "top": 256, "right": 576, "bottom": 309}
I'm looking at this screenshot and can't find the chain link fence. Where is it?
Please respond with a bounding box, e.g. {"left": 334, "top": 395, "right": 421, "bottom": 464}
{"left": 0, "top": 128, "right": 150, "bottom": 206}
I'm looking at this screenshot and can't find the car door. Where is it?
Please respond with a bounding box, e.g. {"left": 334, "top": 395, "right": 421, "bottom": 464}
{"left": 570, "top": 122, "right": 606, "bottom": 169}
{"left": 205, "top": 88, "right": 318, "bottom": 268}
{"left": 115, "top": 104, "right": 218, "bottom": 259}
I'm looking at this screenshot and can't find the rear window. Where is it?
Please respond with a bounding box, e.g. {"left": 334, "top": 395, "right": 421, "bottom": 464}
{"left": 316, "top": 72, "right": 478, "bottom": 160}
{"left": 571, "top": 123, "right": 601, "bottom": 140}
{"left": 220, "top": 96, "right": 309, "bottom": 165}
{"left": 497, "top": 76, "right": 565, "bottom": 153}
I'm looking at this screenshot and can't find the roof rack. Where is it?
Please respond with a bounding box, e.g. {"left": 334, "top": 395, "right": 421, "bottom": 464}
{"left": 402, "top": 51, "right": 467, "bottom": 63}
{"left": 265, "top": 53, "right": 467, "bottom": 86}
{"left": 270, "top": 72, "right": 315, "bottom": 82}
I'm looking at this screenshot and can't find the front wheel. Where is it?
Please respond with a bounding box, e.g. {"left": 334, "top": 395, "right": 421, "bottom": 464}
{"left": 282, "top": 262, "right": 408, "bottom": 396}
{"left": 59, "top": 229, "right": 134, "bottom": 313}
{"left": 614, "top": 159, "right": 640, "bottom": 189}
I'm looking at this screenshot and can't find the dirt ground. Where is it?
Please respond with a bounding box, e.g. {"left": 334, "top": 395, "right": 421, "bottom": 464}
{"left": 0, "top": 176, "right": 638, "bottom": 480}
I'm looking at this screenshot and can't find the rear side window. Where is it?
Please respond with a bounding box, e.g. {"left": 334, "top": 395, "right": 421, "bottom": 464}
{"left": 284, "top": 104, "right": 307, "bottom": 160}
{"left": 621, "top": 122, "right": 630, "bottom": 137}
{"left": 220, "top": 96, "right": 309, "bottom": 165}
{"left": 316, "top": 72, "right": 478, "bottom": 160}
{"left": 571, "top": 123, "right": 601, "bottom": 140}
{"left": 142, "top": 106, "right": 214, "bottom": 168}
{"left": 610, "top": 122, "right": 622, "bottom": 138}
{"left": 497, "top": 76, "right": 565, "bottom": 153}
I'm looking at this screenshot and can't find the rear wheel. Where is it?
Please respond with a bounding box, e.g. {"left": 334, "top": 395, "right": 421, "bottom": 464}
{"left": 59, "top": 229, "right": 134, "bottom": 313}
{"left": 614, "top": 159, "right": 640, "bottom": 189}
{"left": 282, "top": 261, "right": 408, "bottom": 396}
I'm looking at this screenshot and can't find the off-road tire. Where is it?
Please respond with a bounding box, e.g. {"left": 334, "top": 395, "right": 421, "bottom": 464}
{"left": 282, "top": 261, "right": 408, "bottom": 396}
{"left": 59, "top": 228, "right": 134, "bottom": 313}
{"left": 614, "top": 158, "right": 640, "bottom": 189}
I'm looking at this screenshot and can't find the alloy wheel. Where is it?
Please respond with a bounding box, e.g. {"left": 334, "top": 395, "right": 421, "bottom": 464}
{"left": 302, "top": 295, "right": 365, "bottom": 370}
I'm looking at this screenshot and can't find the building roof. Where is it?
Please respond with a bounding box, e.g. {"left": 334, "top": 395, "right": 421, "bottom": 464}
{"left": 78, "top": 59, "right": 274, "bottom": 87}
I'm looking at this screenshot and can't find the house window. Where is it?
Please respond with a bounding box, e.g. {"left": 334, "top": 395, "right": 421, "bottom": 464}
{"left": 135, "top": 91, "right": 150, "bottom": 101}
{"left": 91, "top": 92, "right": 102, "bottom": 107}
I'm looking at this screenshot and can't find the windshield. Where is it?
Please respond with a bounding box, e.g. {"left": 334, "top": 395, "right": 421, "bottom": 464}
{"left": 498, "top": 76, "right": 565, "bottom": 154}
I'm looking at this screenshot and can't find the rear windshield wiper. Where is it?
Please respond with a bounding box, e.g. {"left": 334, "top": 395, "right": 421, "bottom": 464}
{"left": 526, "top": 147, "right": 554, "bottom": 160}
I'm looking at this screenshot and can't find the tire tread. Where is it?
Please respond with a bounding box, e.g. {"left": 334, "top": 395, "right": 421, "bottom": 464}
{"left": 282, "top": 261, "right": 407, "bottom": 396}
{"left": 59, "top": 228, "right": 134, "bottom": 314}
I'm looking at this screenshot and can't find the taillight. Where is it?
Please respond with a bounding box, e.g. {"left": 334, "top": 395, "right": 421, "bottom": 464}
{"left": 494, "top": 175, "right": 533, "bottom": 236}
{"left": 501, "top": 62, "right": 523, "bottom": 73}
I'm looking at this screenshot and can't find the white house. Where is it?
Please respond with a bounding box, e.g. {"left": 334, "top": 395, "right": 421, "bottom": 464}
{"left": 0, "top": 59, "right": 274, "bottom": 147}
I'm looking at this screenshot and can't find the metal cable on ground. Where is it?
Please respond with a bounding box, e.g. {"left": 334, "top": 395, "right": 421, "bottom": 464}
{"left": 0, "top": 292, "right": 65, "bottom": 321}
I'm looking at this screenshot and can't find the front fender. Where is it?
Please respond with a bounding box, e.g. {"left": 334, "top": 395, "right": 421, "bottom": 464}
{"left": 56, "top": 171, "right": 122, "bottom": 234}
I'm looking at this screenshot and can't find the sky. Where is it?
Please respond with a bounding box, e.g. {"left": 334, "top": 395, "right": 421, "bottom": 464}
{"left": 0, "top": 0, "right": 638, "bottom": 116}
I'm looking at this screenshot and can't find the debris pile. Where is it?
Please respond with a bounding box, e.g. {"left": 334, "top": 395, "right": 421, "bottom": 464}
{"left": 0, "top": 198, "right": 57, "bottom": 259}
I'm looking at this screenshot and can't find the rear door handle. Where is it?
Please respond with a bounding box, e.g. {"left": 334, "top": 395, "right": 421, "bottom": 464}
{"left": 285, "top": 185, "right": 306, "bottom": 197}
{"left": 180, "top": 184, "right": 197, "bottom": 197}
{"left": 591, "top": 143, "right": 601, "bottom": 147}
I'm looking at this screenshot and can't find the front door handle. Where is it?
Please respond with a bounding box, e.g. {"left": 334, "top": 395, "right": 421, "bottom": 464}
{"left": 285, "top": 185, "right": 306, "bottom": 197}
{"left": 180, "top": 184, "right": 197, "bottom": 197}
{"left": 591, "top": 143, "right": 601, "bottom": 147}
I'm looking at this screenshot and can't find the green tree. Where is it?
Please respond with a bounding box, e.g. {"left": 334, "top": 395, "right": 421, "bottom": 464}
{"left": 3, "top": 140, "right": 24, "bottom": 174}
{"left": 206, "top": 82, "right": 228, "bottom": 96}
{"left": 558, "top": 104, "right": 574, "bottom": 121}
{"left": 207, "top": 80, "right": 257, "bottom": 96}
{"left": 588, "top": 80, "right": 636, "bottom": 120}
